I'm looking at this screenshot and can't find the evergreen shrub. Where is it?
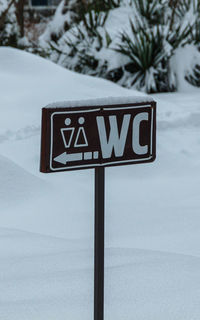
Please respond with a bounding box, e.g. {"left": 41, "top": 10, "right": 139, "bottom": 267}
{"left": 41, "top": 0, "right": 200, "bottom": 92}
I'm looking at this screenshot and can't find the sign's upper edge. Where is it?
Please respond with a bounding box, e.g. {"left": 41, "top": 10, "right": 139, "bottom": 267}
{"left": 44, "top": 96, "right": 154, "bottom": 110}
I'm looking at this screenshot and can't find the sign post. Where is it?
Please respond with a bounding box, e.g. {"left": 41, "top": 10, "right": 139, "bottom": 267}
{"left": 40, "top": 97, "right": 156, "bottom": 320}
{"left": 94, "top": 167, "right": 105, "bottom": 320}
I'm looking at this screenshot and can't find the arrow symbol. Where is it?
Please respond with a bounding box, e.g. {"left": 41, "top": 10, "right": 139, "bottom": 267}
{"left": 54, "top": 152, "right": 82, "bottom": 165}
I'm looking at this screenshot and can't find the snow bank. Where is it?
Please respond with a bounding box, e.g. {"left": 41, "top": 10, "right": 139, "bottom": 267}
{"left": 0, "top": 47, "right": 200, "bottom": 320}
{"left": 0, "top": 47, "right": 143, "bottom": 134}
{"left": 0, "top": 154, "right": 46, "bottom": 207}
{"left": 1, "top": 228, "right": 200, "bottom": 320}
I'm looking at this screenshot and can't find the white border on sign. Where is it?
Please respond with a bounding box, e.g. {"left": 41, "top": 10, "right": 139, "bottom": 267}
{"left": 50, "top": 105, "right": 154, "bottom": 171}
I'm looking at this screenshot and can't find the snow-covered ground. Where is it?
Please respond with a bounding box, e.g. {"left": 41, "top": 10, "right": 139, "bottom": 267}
{"left": 0, "top": 47, "right": 200, "bottom": 320}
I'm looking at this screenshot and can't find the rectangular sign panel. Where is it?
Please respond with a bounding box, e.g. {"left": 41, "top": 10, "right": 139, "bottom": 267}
{"left": 40, "top": 101, "right": 156, "bottom": 173}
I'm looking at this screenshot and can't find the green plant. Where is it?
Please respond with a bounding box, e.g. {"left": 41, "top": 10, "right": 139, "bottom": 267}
{"left": 42, "top": 0, "right": 200, "bottom": 93}
{"left": 174, "top": 0, "right": 199, "bottom": 19}
{"left": 86, "top": 0, "right": 121, "bottom": 13}
{"left": 185, "top": 64, "right": 200, "bottom": 87}
{"left": 0, "top": 0, "right": 20, "bottom": 46}
{"left": 115, "top": 21, "right": 174, "bottom": 92}
{"left": 131, "top": 0, "right": 166, "bottom": 25}
{"left": 190, "top": 20, "right": 200, "bottom": 46}
{"left": 166, "top": 23, "right": 194, "bottom": 49}
{"left": 82, "top": 10, "right": 108, "bottom": 36}
{"left": 50, "top": 19, "right": 109, "bottom": 78}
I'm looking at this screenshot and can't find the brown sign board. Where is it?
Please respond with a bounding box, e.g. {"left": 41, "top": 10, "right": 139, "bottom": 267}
{"left": 40, "top": 100, "right": 156, "bottom": 173}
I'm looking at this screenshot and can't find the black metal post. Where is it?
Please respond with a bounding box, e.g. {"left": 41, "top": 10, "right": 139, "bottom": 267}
{"left": 94, "top": 167, "right": 105, "bottom": 320}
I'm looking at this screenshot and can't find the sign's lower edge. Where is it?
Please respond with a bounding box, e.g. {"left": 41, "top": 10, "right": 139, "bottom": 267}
{"left": 41, "top": 154, "right": 156, "bottom": 173}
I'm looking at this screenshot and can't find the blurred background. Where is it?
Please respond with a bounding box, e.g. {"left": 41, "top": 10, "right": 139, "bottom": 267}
{"left": 1, "top": 0, "right": 200, "bottom": 93}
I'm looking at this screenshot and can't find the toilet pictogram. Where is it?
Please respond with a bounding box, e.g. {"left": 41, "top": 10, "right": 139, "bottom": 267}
{"left": 61, "top": 117, "right": 88, "bottom": 149}
{"left": 55, "top": 115, "right": 99, "bottom": 165}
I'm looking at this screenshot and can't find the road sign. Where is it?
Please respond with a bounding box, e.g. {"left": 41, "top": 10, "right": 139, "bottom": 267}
{"left": 40, "top": 100, "right": 156, "bottom": 173}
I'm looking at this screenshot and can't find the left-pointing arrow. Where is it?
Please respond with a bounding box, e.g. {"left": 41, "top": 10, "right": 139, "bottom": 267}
{"left": 54, "top": 152, "right": 82, "bottom": 165}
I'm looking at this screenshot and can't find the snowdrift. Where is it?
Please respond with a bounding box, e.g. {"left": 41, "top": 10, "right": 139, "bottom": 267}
{"left": 0, "top": 47, "right": 200, "bottom": 320}
{"left": 0, "top": 47, "right": 142, "bottom": 134}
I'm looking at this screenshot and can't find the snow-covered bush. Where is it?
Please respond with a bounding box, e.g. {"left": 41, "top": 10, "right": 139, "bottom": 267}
{"left": 86, "top": 0, "right": 121, "bottom": 12}
{"left": 113, "top": 0, "right": 199, "bottom": 92}
{"left": 39, "top": 0, "right": 79, "bottom": 48}
{"left": 114, "top": 23, "right": 174, "bottom": 92}
{"left": 41, "top": 0, "right": 200, "bottom": 93}
{"left": 0, "top": 0, "right": 20, "bottom": 46}
{"left": 43, "top": 6, "right": 110, "bottom": 76}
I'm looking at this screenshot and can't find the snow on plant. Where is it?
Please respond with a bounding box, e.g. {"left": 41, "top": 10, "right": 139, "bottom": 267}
{"left": 0, "top": 0, "right": 20, "bottom": 46}
{"left": 39, "top": 0, "right": 120, "bottom": 49}
{"left": 176, "top": 44, "right": 200, "bottom": 90}
{"left": 174, "top": 0, "right": 200, "bottom": 88}
{"left": 112, "top": 0, "right": 200, "bottom": 92}
{"left": 129, "top": 0, "right": 167, "bottom": 25}
{"left": 40, "top": 0, "right": 200, "bottom": 93}
{"left": 39, "top": 0, "right": 78, "bottom": 48}
{"left": 114, "top": 21, "right": 175, "bottom": 92}
{"left": 49, "top": 9, "right": 110, "bottom": 77}
{"left": 86, "top": 0, "right": 121, "bottom": 12}
{"left": 0, "top": 0, "right": 9, "bottom": 13}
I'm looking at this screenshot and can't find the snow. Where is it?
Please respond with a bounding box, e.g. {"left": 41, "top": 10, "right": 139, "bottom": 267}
{"left": 46, "top": 95, "right": 153, "bottom": 109}
{"left": 0, "top": 0, "right": 8, "bottom": 14}
{"left": 0, "top": 47, "right": 141, "bottom": 134}
{"left": 1, "top": 233, "right": 200, "bottom": 320}
{"left": 41, "top": 1, "right": 200, "bottom": 93}
{"left": 40, "top": 0, "right": 76, "bottom": 49}
{"left": 171, "top": 44, "right": 200, "bottom": 92}
{"left": 0, "top": 47, "right": 200, "bottom": 319}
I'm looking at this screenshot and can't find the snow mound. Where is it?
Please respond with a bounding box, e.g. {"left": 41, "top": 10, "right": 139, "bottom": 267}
{"left": 0, "top": 47, "right": 200, "bottom": 320}
{"left": 1, "top": 228, "right": 200, "bottom": 320}
{"left": 0, "top": 154, "right": 46, "bottom": 208}
{"left": 0, "top": 47, "right": 144, "bottom": 135}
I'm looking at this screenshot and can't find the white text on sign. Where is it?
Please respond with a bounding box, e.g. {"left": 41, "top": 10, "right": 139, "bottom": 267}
{"left": 97, "top": 112, "right": 149, "bottom": 158}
